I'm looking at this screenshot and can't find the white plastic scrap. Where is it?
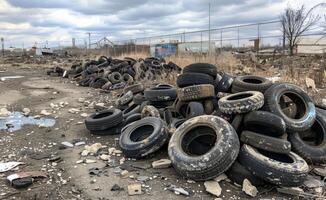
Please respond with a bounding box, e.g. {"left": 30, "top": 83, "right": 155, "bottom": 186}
{"left": 0, "top": 162, "right": 24, "bottom": 173}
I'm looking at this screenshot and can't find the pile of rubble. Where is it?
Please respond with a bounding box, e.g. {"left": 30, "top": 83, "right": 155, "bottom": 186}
{"left": 47, "top": 56, "right": 181, "bottom": 90}
{"left": 60, "top": 59, "right": 326, "bottom": 197}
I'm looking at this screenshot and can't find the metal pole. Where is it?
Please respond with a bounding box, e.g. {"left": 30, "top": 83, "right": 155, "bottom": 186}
{"left": 87, "top": 32, "right": 91, "bottom": 50}
{"left": 208, "top": 3, "right": 211, "bottom": 55}
{"left": 257, "top": 24, "right": 260, "bottom": 53}
{"left": 1, "top": 38, "right": 4, "bottom": 56}
{"left": 200, "top": 32, "right": 203, "bottom": 55}
{"left": 220, "top": 30, "right": 223, "bottom": 50}
{"left": 237, "top": 26, "right": 240, "bottom": 51}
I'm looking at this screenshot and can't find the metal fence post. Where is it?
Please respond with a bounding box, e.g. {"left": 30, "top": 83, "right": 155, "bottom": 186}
{"left": 220, "top": 29, "right": 223, "bottom": 51}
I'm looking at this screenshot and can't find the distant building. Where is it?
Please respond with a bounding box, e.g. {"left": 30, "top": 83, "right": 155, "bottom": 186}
{"left": 296, "top": 36, "right": 326, "bottom": 54}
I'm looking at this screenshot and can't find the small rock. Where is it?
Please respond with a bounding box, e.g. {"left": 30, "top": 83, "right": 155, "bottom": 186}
{"left": 61, "top": 141, "right": 74, "bottom": 148}
{"left": 152, "top": 159, "right": 172, "bottom": 169}
{"left": 75, "top": 141, "right": 85, "bottom": 146}
{"left": 167, "top": 185, "right": 189, "bottom": 196}
{"left": 322, "top": 99, "right": 326, "bottom": 106}
{"left": 305, "top": 77, "right": 316, "bottom": 90}
{"left": 242, "top": 179, "right": 258, "bottom": 197}
{"left": 120, "top": 170, "right": 129, "bottom": 177}
{"left": 85, "top": 143, "right": 103, "bottom": 154}
{"left": 80, "top": 113, "right": 88, "bottom": 117}
{"left": 111, "top": 184, "right": 123, "bottom": 191}
{"left": 214, "top": 173, "right": 228, "bottom": 182}
{"left": 108, "top": 147, "right": 116, "bottom": 155}
{"left": 85, "top": 159, "right": 97, "bottom": 164}
{"left": 137, "top": 176, "right": 150, "bottom": 182}
{"left": 99, "top": 154, "right": 110, "bottom": 161}
{"left": 81, "top": 150, "right": 89, "bottom": 157}
{"left": 204, "top": 181, "right": 222, "bottom": 197}
{"left": 0, "top": 107, "right": 11, "bottom": 117}
{"left": 22, "top": 108, "right": 31, "bottom": 116}
{"left": 113, "top": 149, "right": 122, "bottom": 154}
{"left": 40, "top": 110, "right": 51, "bottom": 116}
{"left": 78, "top": 98, "right": 85, "bottom": 103}
{"left": 68, "top": 108, "right": 80, "bottom": 114}
{"left": 313, "top": 167, "right": 326, "bottom": 177}
{"left": 128, "top": 183, "right": 142, "bottom": 196}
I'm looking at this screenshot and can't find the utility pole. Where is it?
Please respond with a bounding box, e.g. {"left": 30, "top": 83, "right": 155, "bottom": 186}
{"left": 208, "top": 3, "right": 211, "bottom": 55}
{"left": 1, "top": 38, "right": 4, "bottom": 56}
{"left": 87, "top": 32, "right": 91, "bottom": 50}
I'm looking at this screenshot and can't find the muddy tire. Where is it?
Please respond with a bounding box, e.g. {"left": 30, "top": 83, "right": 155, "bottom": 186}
{"left": 183, "top": 63, "right": 217, "bottom": 78}
{"left": 168, "top": 115, "right": 240, "bottom": 181}
{"left": 238, "top": 144, "right": 309, "bottom": 187}
{"left": 231, "top": 114, "right": 244, "bottom": 133}
{"left": 288, "top": 108, "right": 326, "bottom": 164}
{"left": 178, "top": 84, "right": 215, "bottom": 101}
{"left": 204, "top": 99, "right": 214, "bottom": 114}
{"left": 90, "top": 122, "right": 124, "bottom": 135}
{"left": 124, "top": 83, "right": 144, "bottom": 94}
{"left": 141, "top": 105, "right": 160, "bottom": 118}
{"left": 144, "top": 86, "right": 177, "bottom": 102}
{"left": 109, "top": 72, "right": 122, "bottom": 84}
{"left": 226, "top": 161, "right": 265, "bottom": 186}
{"left": 89, "top": 77, "right": 108, "bottom": 89}
{"left": 125, "top": 113, "right": 141, "bottom": 125}
{"left": 263, "top": 83, "right": 316, "bottom": 132}
{"left": 231, "top": 75, "right": 272, "bottom": 93}
{"left": 186, "top": 102, "right": 205, "bottom": 119}
{"left": 216, "top": 74, "right": 234, "bottom": 93}
{"left": 243, "top": 111, "right": 286, "bottom": 137}
{"left": 133, "top": 93, "right": 146, "bottom": 105}
{"left": 117, "top": 91, "right": 133, "bottom": 106}
{"left": 218, "top": 91, "right": 264, "bottom": 114}
{"left": 175, "top": 99, "right": 189, "bottom": 118}
{"left": 122, "top": 73, "right": 133, "bottom": 83}
{"left": 85, "top": 109, "right": 123, "bottom": 131}
{"left": 240, "top": 131, "right": 291, "bottom": 154}
{"left": 177, "top": 73, "right": 214, "bottom": 88}
{"left": 123, "top": 103, "right": 141, "bottom": 119}
{"left": 119, "top": 117, "right": 169, "bottom": 158}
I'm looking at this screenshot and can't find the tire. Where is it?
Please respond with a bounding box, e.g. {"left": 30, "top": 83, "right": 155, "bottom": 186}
{"left": 141, "top": 105, "right": 160, "bottom": 118}
{"left": 90, "top": 122, "right": 124, "bottom": 135}
{"left": 186, "top": 102, "right": 205, "bottom": 119}
{"left": 124, "top": 84, "right": 144, "bottom": 94}
{"left": 123, "top": 103, "right": 141, "bottom": 119}
{"left": 109, "top": 72, "right": 122, "bottom": 84}
{"left": 125, "top": 113, "right": 141, "bottom": 125}
{"left": 85, "top": 109, "right": 123, "bottom": 131}
{"left": 263, "top": 83, "right": 316, "bottom": 132}
{"left": 176, "top": 73, "right": 214, "bottom": 88}
{"left": 117, "top": 91, "right": 133, "bottom": 106}
{"left": 119, "top": 117, "right": 169, "bottom": 158}
{"left": 175, "top": 99, "right": 189, "bottom": 118}
{"left": 150, "top": 100, "right": 174, "bottom": 108}
{"left": 239, "top": 144, "right": 309, "bottom": 187}
{"left": 288, "top": 108, "right": 326, "bottom": 164}
{"left": 226, "top": 161, "right": 265, "bottom": 186}
{"left": 216, "top": 74, "right": 234, "bottom": 93}
{"left": 218, "top": 91, "right": 264, "bottom": 114}
{"left": 231, "top": 75, "right": 272, "bottom": 93}
{"left": 122, "top": 73, "right": 133, "bottom": 83}
{"left": 183, "top": 63, "right": 217, "bottom": 78}
{"left": 162, "top": 108, "right": 173, "bottom": 125}
{"left": 89, "top": 77, "right": 108, "bottom": 89}
{"left": 204, "top": 99, "right": 214, "bottom": 114}
{"left": 169, "top": 118, "right": 186, "bottom": 130}
{"left": 231, "top": 114, "right": 244, "bottom": 133}
{"left": 133, "top": 93, "right": 146, "bottom": 105}
{"left": 168, "top": 115, "right": 240, "bottom": 181}
{"left": 177, "top": 84, "right": 215, "bottom": 101}
{"left": 281, "top": 102, "right": 298, "bottom": 119}
{"left": 243, "top": 111, "right": 286, "bottom": 137}
{"left": 144, "top": 87, "right": 177, "bottom": 102}
{"left": 240, "top": 131, "right": 291, "bottom": 154}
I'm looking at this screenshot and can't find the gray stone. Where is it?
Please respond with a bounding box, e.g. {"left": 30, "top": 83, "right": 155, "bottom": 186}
{"left": 128, "top": 183, "right": 142, "bottom": 196}
{"left": 152, "top": 159, "right": 171, "bottom": 169}
{"left": 204, "top": 180, "right": 222, "bottom": 197}
{"left": 242, "top": 179, "right": 258, "bottom": 197}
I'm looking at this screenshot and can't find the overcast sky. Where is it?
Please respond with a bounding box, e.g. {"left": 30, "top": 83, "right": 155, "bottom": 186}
{"left": 0, "top": 0, "right": 324, "bottom": 48}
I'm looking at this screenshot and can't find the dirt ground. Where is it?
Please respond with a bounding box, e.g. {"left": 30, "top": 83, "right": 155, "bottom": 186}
{"left": 0, "top": 61, "right": 324, "bottom": 200}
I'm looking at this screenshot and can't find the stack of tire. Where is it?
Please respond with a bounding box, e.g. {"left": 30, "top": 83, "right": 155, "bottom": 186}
{"left": 84, "top": 62, "right": 326, "bottom": 189}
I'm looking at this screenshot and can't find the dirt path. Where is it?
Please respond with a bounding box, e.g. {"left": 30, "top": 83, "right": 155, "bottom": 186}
{"left": 0, "top": 67, "right": 293, "bottom": 200}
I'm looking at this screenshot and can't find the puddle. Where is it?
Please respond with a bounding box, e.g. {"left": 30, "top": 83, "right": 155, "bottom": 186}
{"left": 0, "top": 112, "right": 56, "bottom": 132}
{"left": 0, "top": 76, "right": 24, "bottom": 81}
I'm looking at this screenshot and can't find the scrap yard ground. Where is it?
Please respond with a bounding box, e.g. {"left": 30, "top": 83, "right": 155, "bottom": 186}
{"left": 0, "top": 52, "right": 325, "bottom": 200}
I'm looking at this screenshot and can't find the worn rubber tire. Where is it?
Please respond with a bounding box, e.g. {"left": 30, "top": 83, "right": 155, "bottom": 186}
{"left": 108, "top": 72, "right": 122, "bottom": 84}
{"left": 141, "top": 105, "right": 160, "bottom": 118}
{"left": 124, "top": 83, "right": 144, "bottom": 94}
{"left": 204, "top": 99, "right": 214, "bottom": 114}
{"left": 90, "top": 122, "right": 124, "bottom": 135}
{"left": 240, "top": 131, "right": 291, "bottom": 154}
{"left": 263, "top": 83, "right": 316, "bottom": 132}
{"left": 183, "top": 63, "right": 217, "bottom": 78}
{"left": 231, "top": 75, "right": 272, "bottom": 93}
{"left": 89, "top": 77, "right": 108, "bottom": 89}
{"left": 123, "top": 103, "right": 141, "bottom": 119}
{"left": 177, "top": 73, "right": 214, "bottom": 88}
{"left": 144, "top": 87, "right": 177, "bottom": 102}
{"left": 133, "top": 93, "right": 146, "bottom": 105}
{"left": 122, "top": 73, "right": 133, "bottom": 83}
{"left": 216, "top": 74, "right": 234, "bottom": 93}
{"left": 185, "top": 102, "right": 205, "bottom": 119}
{"left": 119, "top": 117, "right": 169, "bottom": 158}
{"left": 288, "top": 108, "right": 326, "bottom": 164}
{"left": 238, "top": 144, "right": 309, "bottom": 187}
{"left": 117, "top": 91, "right": 133, "bottom": 106}
{"left": 231, "top": 114, "right": 244, "bottom": 134}
{"left": 177, "top": 84, "right": 215, "bottom": 101}
{"left": 218, "top": 91, "right": 264, "bottom": 114}
{"left": 243, "top": 111, "right": 286, "bottom": 137}
{"left": 226, "top": 161, "right": 265, "bottom": 186}
{"left": 85, "top": 109, "right": 123, "bottom": 131}
{"left": 175, "top": 99, "right": 189, "bottom": 118}
{"left": 125, "top": 113, "right": 141, "bottom": 125}
{"left": 168, "top": 115, "right": 240, "bottom": 181}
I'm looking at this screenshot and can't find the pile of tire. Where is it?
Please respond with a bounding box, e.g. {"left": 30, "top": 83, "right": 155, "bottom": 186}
{"left": 47, "top": 56, "right": 181, "bottom": 90}
{"left": 84, "top": 62, "right": 326, "bottom": 188}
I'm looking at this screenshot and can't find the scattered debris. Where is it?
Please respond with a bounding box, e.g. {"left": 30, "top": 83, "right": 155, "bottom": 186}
{"left": 0, "top": 162, "right": 24, "bottom": 173}
{"left": 152, "top": 159, "right": 172, "bottom": 169}
{"left": 167, "top": 185, "right": 190, "bottom": 196}
{"left": 128, "top": 183, "right": 142, "bottom": 196}
{"left": 61, "top": 141, "right": 74, "bottom": 148}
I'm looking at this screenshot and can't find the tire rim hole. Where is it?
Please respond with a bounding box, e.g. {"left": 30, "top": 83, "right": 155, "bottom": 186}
{"left": 242, "top": 78, "right": 263, "bottom": 84}
{"left": 130, "top": 125, "right": 154, "bottom": 142}
{"left": 279, "top": 93, "right": 306, "bottom": 119}
{"left": 181, "top": 126, "right": 217, "bottom": 156}
{"left": 258, "top": 149, "right": 294, "bottom": 163}
{"left": 300, "top": 119, "right": 324, "bottom": 146}
{"left": 93, "top": 111, "right": 113, "bottom": 119}
{"left": 227, "top": 93, "right": 252, "bottom": 101}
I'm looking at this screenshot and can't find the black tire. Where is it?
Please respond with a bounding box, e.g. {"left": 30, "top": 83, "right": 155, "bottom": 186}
{"left": 124, "top": 83, "right": 144, "bottom": 94}
{"left": 133, "top": 93, "right": 146, "bottom": 105}
{"left": 12, "top": 177, "right": 33, "bottom": 189}
{"left": 89, "top": 77, "right": 108, "bottom": 89}
{"left": 175, "top": 99, "right": 189, "bottom": 118}
{"left": 117, "top": 91, "right": 133, "bottom": 106}
{"left": 263, "top": 83, "right": 316, "bottom": 132}
{"left": 168, "top": 115, "right": 240, "bottom": 181}
{"left": 109, "top": 72, "right": 122, "bottom": 84}
{"left": 85, "top": 109, "right": 123, "bottom": 131}
{"left": 177, "top": 73, "right": 214, "bottom": 88}
{"left": 243, "top": 111, "right": 286, "bottom": 137}
{"left": 141, "top": 105, "right": 160, "bottom": 118}
{"left": 216, "top": 74, "right": 234, "bottom": 93}
{"left": 119, "top": 117, "right": 169, "bottom": 158}
{"left": 125, "top": 113, "right": 141, "bottom": 125}
{"left": 150, "top": 100, "right": 174, "bottom": 109}
{"left": 218, "top": 91, "right": 264, "bottom": 114}
{"left": 90, "top": 122, "right": 124, "bottom": 135}
{"left": 186, "top": 102, "right": 205, "bottom": 119}
{"left": 240, "top": 131, "right": 291, "bottom": 154}
{"left": 122, "top": 73, "right": 133, "bottom": 83}
{"left": 177, "top": 84, "right": 215, "bottom": 101}
{"left": 123, "top": 103, "right": 141, "bottom": 119}
{"left": 203, "top": 99, "right": 214, "bottom": 114}
{"left": 169, "top": 118, "right": 186, "bottom": 130}
{"left": 288, "top": 108, "right": 326, "bottom": 164}
{"left": 226, "top": 161, "right": 265, "bottom": 186}
{"left": 239, "top": 144, "right": 309, "bottom": 187}
{"left": 231, "top": 75, "right": 272, "bottom": 93}
{"left": 231, "top": 114, "right": 244, "bottom": 133}
{"left": 144, "top": 87, "right": 177, "bottom": 102}
{"left": 183, "top": 63, "right": 217, "bottom": 78}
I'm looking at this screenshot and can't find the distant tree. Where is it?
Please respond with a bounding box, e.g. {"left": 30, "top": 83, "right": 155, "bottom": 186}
{"left": 280, "top": 5, "right": 320, "bottom": 55}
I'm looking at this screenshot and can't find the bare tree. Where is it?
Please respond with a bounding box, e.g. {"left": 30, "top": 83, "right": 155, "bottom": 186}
{"left": 280, "top": 5, "right": 320, "bottom": 55}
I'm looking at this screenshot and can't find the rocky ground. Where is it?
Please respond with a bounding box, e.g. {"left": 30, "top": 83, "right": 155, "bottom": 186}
{"left": 0, "top": 57, "right": 325, "bottom": 200}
